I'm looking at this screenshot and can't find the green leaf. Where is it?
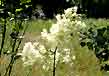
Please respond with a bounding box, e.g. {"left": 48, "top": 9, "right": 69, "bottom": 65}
{"left": 20, "top": 0, "right": 31, "bottom": 4}
{"left": 16, "top": 8, "right": 23, "bottom": 12}
{"left": 0, "top": 1, "right": 1, "bottom": 5}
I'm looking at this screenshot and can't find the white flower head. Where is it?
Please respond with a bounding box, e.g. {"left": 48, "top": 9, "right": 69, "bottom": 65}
{"left": 38, "top": 44, "right": 47, "bottom": 54}
{"left": 41, "top": 29, "right": 57, "bottom": 47}
{"left": 63, "top": 55, "right": 70, "bottom": 63}
{"left": 81, "top": 22, "right": 86, "bottom": 28}
{"left": 76, "top": 21, "right": 82, "bottom": 26}
{"left": 42, "top": 64, "right": 49, "bottom": 71}
{"left": 64, "top": 48, "right": 70, "bottom": 55}
{"left": 64, "top": 7, "right": 73, "bottom": 15}
{"left": 56, "top": 14, "right": 62, "bottom": 21}
{"left": 41, "top": 29, "right": 48, "bottom": 38}
{"left": 72, "top": 56, "right": 76, "bottom": 60}
{"left": 64, "top": 48, "right": 70, "bottom": 52}
{"left": 33, "top": 42, "right": 47, "bottom": 54}
{"left": 22, "top": 42, "right": 35, "bottom": 56}
{"left": 50, "top": 24, "right": 60, "bottom": 34}
{"left": 55, "top": 51, "right": 60, "bottom": 63}
{"left": 21, "top": 42, "right": 42, "bottom": 66}
{"left": 64, "top": 7, "right": 73, "bottom": 17}
{"left": 33, "top": 42, "right": 39, "bottom": 47}
{"left": 73, "top": 6, "right": 78, "bottom": 12}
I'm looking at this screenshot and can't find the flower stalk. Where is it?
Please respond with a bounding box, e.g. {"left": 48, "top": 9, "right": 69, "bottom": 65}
{"left": 0, "top": 11, "right": 7, "bottom": 57}
{"left": 53, "top": 46, "right": 57, "bottom": 76}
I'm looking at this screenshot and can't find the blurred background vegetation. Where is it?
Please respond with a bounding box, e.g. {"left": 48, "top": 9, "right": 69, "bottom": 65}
{"left": 1, "top": 0, "right": 109, "bottom": 19}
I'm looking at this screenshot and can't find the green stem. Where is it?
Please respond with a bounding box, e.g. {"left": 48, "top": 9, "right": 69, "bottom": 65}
{"left": 1, "top": 0, "right": 2, "bottom": 6}
{"left": 4, "top": 39, "right": 17, "bottom": 76}
{"left": 4, "top": 20, "right": 28, "bottom": 76}
{"left": 0, "top": 17, "right": 6, "bottom": 57}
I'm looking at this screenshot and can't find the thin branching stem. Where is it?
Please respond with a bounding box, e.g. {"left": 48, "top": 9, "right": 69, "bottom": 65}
{"left": 4, "top": 20, "right": 28, "bottom": 76}
{"left": 4, "top": 11, "right": 18, "bottom": 76}
{"left": 53, "top": 46, "right": 57, "bottom": 76}
{"left": 0, "top": 15, "right": 6, "bottom": 76}
{"left": 7, "top": 12, "right": 23, "bottom": 76}
{"left": 0, "top": 15, "right": 6, "bottom": 57}
{"left": 4, "top": 38, "right": 17, "bottom": 76}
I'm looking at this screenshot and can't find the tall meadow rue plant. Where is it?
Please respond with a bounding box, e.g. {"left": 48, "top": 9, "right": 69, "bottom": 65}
{"left": 20, "top": 6, "right": 86, "bottom": 76}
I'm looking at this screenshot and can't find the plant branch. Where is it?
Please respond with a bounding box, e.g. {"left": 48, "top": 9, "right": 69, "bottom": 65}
{"left": 0, "top": 16, "right": 6, "bottom": 57}
{"left": 53, "top": 46, "right": 57, "bottom": 76}
{"left": 3, "top": 20, "right": 28, "bottom": 76}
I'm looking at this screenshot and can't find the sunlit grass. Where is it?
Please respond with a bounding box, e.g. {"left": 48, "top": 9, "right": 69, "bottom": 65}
{"left": 26, "top": 19, "right": 54, "bottom": 34}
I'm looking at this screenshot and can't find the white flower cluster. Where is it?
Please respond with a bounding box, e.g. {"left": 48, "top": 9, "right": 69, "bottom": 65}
{"left": 41, "top": 6, "right": 86, "bottom": 49}
{"left": 20, "top": 7, "right": 86, "bottom": 71}
{"left": 19, "top": 42, "right": 43, "bottom": 66}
